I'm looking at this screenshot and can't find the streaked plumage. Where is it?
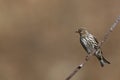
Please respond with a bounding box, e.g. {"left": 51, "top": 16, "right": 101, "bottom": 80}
{"left": 76, "top": 27, "right": 110, "bottom": 67}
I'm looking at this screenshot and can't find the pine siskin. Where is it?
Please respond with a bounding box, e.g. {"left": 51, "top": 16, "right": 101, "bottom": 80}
{"left": 75, "top": 27, "right": 110, "bottom": 67}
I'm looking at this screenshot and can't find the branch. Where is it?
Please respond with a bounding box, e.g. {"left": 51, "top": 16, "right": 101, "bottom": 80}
{"left": 65, "top": 63, "right": 84, "bottom": 80}
{"left": 65, "top": 16, "right": 120, "bottom": 80}
{"left": 65, "top": 51, "right": 94, "bottom": 80}
{"left": 99, "top": 16, "right": 120, "bottom": 46}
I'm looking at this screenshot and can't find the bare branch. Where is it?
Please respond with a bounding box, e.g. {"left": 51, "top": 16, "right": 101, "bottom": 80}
{"left": 65, "top": 51, "right": 95, "bottom": 80}
{"left": 65, "top": 63, "right": 84, "bottom": 80}
{"left": 65, "top": 16, "right": 120, "bottom": 80}
{"left": 99, "top": 16, "right": 120, "bottom": 46}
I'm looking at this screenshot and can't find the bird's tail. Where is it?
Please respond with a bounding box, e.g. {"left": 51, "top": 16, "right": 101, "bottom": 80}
{"left": 99, "top": 56, "right": 110, "bottom": 67}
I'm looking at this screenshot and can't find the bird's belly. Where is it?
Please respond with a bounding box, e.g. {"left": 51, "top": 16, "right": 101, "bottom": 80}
{"left": 83, "top": 38, "right": 96, "bottom": 54}
{"left": 86, "top": 44, "right": 94, "bottom": 54}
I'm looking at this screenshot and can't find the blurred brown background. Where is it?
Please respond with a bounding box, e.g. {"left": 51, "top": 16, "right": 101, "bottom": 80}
{"left": 0, "top": 0, "right": 120, "bottom": 80}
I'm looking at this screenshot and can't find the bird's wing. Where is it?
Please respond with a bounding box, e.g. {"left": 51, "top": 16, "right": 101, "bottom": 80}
{"left": 89, "top": 34, "right": 99, "bottom": 44}
{"left": 93, "top": 36, "right": 101, "bottom": 50}
{"left": 93, "top": 36, "right": 99, "bottom": 44}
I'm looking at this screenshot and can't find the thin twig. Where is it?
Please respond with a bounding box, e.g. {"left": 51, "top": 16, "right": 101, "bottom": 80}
{"left": 65, "top": 16, "right": 120, "bottom": 80}
{"left": 65, "top": 53, "right": 93, "bottom": 80}
{"left": 99, "top": 16, "right": 120, "bottom": 46}
{"left": 65, "top": 63, "right": 85, "bottom": 80}
{"left": 65, "top": 50, "right": 94, "bottom": 80}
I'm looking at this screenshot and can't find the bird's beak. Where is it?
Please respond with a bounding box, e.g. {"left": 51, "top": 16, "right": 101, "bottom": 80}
{"left": 75, "top": 31, "right": 78, "bottom": 33}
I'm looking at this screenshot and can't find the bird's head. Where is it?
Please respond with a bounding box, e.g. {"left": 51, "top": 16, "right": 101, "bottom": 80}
{"left": 75, "top": 27, "right": 87, "bottom": 35}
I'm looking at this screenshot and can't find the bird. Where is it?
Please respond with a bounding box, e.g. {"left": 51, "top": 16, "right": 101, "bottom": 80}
{"left": 75, "top": 27, "right": 110, "bottom": 67}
